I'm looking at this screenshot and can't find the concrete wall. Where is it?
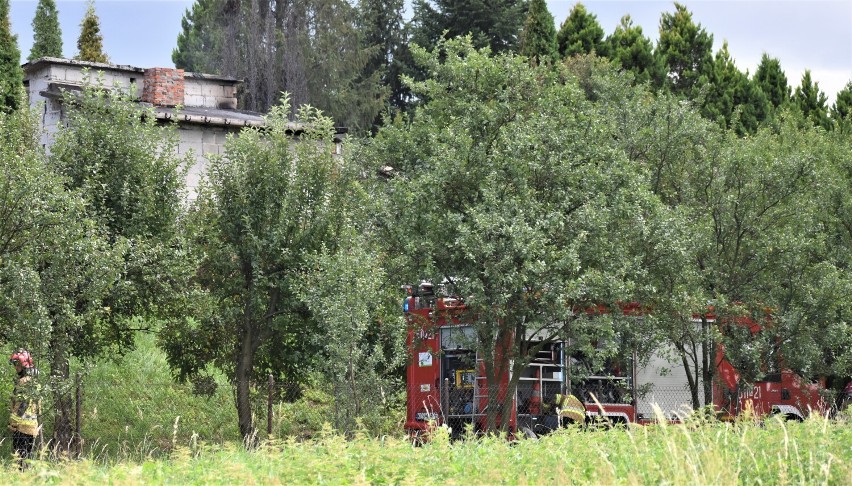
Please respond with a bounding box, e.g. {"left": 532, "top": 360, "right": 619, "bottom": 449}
{"left": 23, "top": 60, "right": 245, "bottom": 194}
{"left": 177, "top": 125, "right": 241, "bottom": 197}
{"left": 184, "top": 77, "right": 238, "bottom": 110}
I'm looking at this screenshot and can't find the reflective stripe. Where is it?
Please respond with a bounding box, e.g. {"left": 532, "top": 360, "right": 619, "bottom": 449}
{"left": 9, "top": 415, "right": 39, "bottom": 436}
{"left": 555, "top": 394, "right": 586, "bottom": 424}
{"left": 9, "top": 373, "right": 40, "bottom": 436}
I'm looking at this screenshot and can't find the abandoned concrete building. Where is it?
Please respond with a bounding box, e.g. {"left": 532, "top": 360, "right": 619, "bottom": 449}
{"left": 22, "top": 57, "right": 343, "bottom": 197}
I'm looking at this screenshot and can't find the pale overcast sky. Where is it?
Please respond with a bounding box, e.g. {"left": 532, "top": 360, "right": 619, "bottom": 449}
{"left": 9, "top": 0, "right": 852, "bottom": 104}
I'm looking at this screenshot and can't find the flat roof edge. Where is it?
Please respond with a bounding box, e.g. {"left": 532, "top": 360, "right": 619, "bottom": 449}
{"left": 23, "top": 57, "right": 241, "bottom": 84}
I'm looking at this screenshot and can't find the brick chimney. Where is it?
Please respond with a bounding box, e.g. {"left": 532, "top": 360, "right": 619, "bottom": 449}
{"left": 141, "top": 68, "right": 185, "bottom": 107}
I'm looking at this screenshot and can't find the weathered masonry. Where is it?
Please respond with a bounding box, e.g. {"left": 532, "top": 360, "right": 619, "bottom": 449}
{"left": 22, "top": 57, "right": 344, "bottom": 197}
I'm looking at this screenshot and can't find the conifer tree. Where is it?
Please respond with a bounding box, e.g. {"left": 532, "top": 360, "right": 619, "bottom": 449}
{"left": 794, "top": 70, "right": 830, "bottom": 130}
{"left": 703, "top": 42, "right": 768, "bottom": 134}
{"left": 173, "top": 0, "right": 223, "bottom": 74}
{"left": 655, "top": 2, "right": 713, "bottom": 97}
{"left": 601, "top": 15, "right": 659, "bottom": 85}
{"left": 556, "top": 2, "right": 603, "bottom": 58}
{"left": 75, "top": 0, "right": 108, "bottom": 63}
{"left": 754, "top": 53, "right": 790, "bottom": 109}
{"left": 29, "top": 0, "right": 62, "bottom": 61}
{"left": 519, "top": 0, "right": 557, "bottom": 63}
{"left": 831, "top": 80, "right": 852, "bottom": 133}
{"left": 703, "top": 42, "right": 744, "bottom": 128}
{"left": 0, "top": 0, "right": 23, "bottom": 112}
{"left": 357, "top": 0, "right": 410, "bottom": 123}
{"left": 410, "top": 0, "right": 527, "bottom": 54}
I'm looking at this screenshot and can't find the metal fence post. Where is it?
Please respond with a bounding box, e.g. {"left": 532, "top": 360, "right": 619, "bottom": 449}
{"left": 75, "top": 372, "right": 82, "bottom": 458}
{"left": 267, "top": 374, "right": 274, "bottom": 439}
{"left": 442, "top": 378, "right": 449, "bottom": 423}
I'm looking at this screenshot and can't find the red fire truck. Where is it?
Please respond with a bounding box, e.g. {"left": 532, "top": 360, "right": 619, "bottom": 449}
{"left": 403, "top": 283, "right": 828, "bottom": 439}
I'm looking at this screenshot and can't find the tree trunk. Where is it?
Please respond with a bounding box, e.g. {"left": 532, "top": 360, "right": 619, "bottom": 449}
{"left": 701, "top": 317, "right": 714, "bottom": 407}
{"left": 282, "top": 1, "right": 309, "bottom": 118}
{"left": 679, "top": 343, "right": 701, "bottom": 410}
{"left": 235, "top": 321, "right": 257, "bottom": 447}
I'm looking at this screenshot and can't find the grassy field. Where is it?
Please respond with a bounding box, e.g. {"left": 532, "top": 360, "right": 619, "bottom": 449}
{"left": 2, "top": 416, "right": 850, "bottom": 484}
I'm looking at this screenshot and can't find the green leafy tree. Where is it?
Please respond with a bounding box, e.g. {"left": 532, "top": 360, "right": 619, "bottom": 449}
{"left": 600, "top": 15, "right": 660, "bottom": 85}
{"left": 794, "top": 70, "right": 831, "bottom": 130}
{"left": 556, "top": 2, "right": 603, "bottom": 58}
{"left": 655, "top": 2, "right": 713, "bottom": 97}
{"left": 0, "top": 0, "right": 23, "bottom": 112}
{"left": 802, "top": 127, "right": 852, "bottom": 381}
{"left": 831, "top": 80, "right": 852, "bottom": 133}
{"left": 594, "top": 64, "right": 720, "bottom": 405}
{"left": 304, "top": 0, "right": 385, "bottom": 133}
{"left": 368, "top": 37, "right": 678, "bottom": 432}
{"left": 754, "top": 53, "right": 790, "bottom": 110}
{"left": 28, "top": 0, "right": 62, "bottom": 61}
{"left": 51, "top": 85, "right": 187, "bottom": 241}
{"left": 0, "top": 104, "right": 126, "bottom": 452}
{"left": 703, "top": 42, "right": 744, "bottom": 128}
{"left": 46, "top": 83, "right": 190, "bottom": 447}
{"left": 160, "top": 99, "right": 365, "bottom": 442}
{"left": 519, "top": 0, "right": 557, "bottom": 63}
{"left": 410, "top": 0, "right": 528, "bottom": 54}
{"left": 75, "top": 0, "right": 108, "bottom": 63}
{"left": 0, "top": 108, "right": 67, "bottom": 340}
{"left": 298, "top": 230, "right": 405, "bottom": 435}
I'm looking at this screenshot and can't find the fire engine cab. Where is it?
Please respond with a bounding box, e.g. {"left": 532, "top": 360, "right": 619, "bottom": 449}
{"left": 403, "top": 282, "right": 635, "bottom": 439}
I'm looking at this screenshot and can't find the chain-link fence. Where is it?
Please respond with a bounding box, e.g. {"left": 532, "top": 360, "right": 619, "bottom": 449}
{"left": 8, "top": 374, "right": 402, "bottom": 461}
{"left": 635, "top": 386, "right": 699, "bottom": 421}
{"left": 405, "top": 379, "right": 737, "bottom": 439}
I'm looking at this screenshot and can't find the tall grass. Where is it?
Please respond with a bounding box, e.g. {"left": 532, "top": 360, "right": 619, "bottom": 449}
{"left": 76, "top": 332, "right": 240, "bottom": 461}
{"left": 2, "top": 415, "right": 850, "bottom": 483}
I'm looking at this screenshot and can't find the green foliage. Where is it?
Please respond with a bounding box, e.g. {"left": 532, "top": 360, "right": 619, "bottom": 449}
{"left": 0, "top": 104, "right": 127, "bottom": 449}
{"left": 51, "top": 82, "right": 188, "bottom": 241}
{"left": 43, "top": 82, "right": 190, "bottom": 446}
{"left": 655, "top": 2, "right": 713, "bottom": 97}
{"left": 0, "top": 0, "right": 23, "bottom": 112}
{"left": 0, "top": 107, "right": 66, "bottom": 348}
{"left": 519, "top": 0, "right": 557, "bottom": 64}
{"left": 410, "top": 0, "right": 528, "bottom": 54}
{"left": 75, "top": 0, "right": 108, "bottom": 63}
{"left": 304, "top": 0, "right": 386, "bottom": 134}
{"left": 73, "top": 331, "right": 238, "bottom": 460}
{"left": 703, "top": 42, "right": 769, "bottom": 134}
{"left": 172, "top": 0, "right": 223, "bottom": 74}
{"left": 357, "top": 0, "right": 410, "bottom": 124}
{"left": 28, "top": 0, "right": 62, "bottom": 61}
{"left": 369, "top": 37, "right": 680, "bottom": 431}
{"left": 556, "top": 2, "right": 603, "bottom": 58}
{"left": 162, "top": 98, "right": 371, "bottom": 441}
{"left": 600, "top": 15, "right": 659, "bottom": 85}
{"left": 833, "top": 81, "right": 852, "bottom": 134}
{"left": 794, "top": 70, "right": 831, "bottom": 130}
{"left": 754, "top": 53, "right": 791, "bottom": 110}
{"left": 173, "top": 0, "right": 384, "bottom": 132}
{"left": 298, "top": 230, "right": 406, "bottom": 435}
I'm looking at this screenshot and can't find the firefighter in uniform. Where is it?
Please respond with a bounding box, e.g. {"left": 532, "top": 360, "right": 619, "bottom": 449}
{"left": 8, "top": 349, "right": 40, "bottom": 466}
{"left": 554, "top": 392, "right": 586, "bottom": 427}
